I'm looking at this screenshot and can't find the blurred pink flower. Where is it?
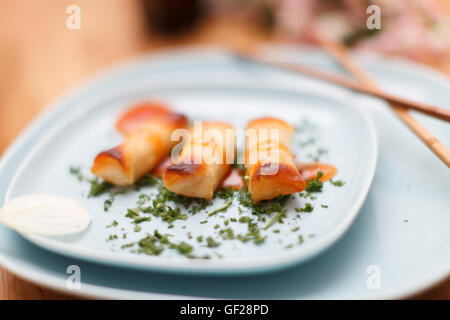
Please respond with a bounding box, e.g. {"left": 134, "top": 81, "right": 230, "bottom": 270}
{"left": 271, "top": 0, "right": 450, "bottom": 61}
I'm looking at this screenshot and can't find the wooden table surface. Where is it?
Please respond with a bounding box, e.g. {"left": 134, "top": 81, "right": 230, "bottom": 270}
{"left": 0, "top": 0, "right": 449, "bottom": 299}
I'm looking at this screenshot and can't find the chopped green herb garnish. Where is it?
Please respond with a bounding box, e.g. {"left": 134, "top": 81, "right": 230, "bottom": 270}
{"left": 206, "top": 236, "right": 220, "bottom": 248}
{"left": 138, "top": 182, "right": 209, "bottom": 220}
{"left": 306, "top": 171, "right": 324, "bottom": 193}
{"left": 89, "top": 179, "right": 113, "bottom": 197}
{"left": 134, "top": 216, "right": 151, "bottom": 224}
{"left": 104, "top": 198, "right": 113, "bottom": 211}
{"left": 103, "top": 190, "right": 126, "bottom": 212}
{"left": 239, "top": 216, "right": 253, "bottom": 223}
{"left": 137, "top": 230, "right": 195, "bottom": 257}
{"left": 106, "top": 220, "right": 118, "bottom": 228}
{"left": 239, "top": 220, "right": 267, "bottom": 245}
{"left": 107, "top": 234, "right": 118, "bottom": 241}
{"left": 170, "top": 241, "right": 193, "bottom": 255}
{"left": 330, "top": 179, "right": 345, "bottom": 187}
{"left": 138, "top": 233, "right": 165, "bottom": 256}
{"left": 263, "top": 210, "right": 287, "bottom": 230}
{"left": 215, "top": 187, "right": 235, "bottom": 200}
{"left": 219, "top": 228, "right": 235, "bottom": 240}
{"left": 295, "top": 203, "right": 314, "bottom": 213}
{"left": 126, "top": 208, "right": 140, "bottom": 218}
{"left": 207, "top": 197, "right": 234, "bottom": 217}
{"left": 134, "top": 174, "right": 157, "bottom": 190}
{"left": 299, "top": 137, "right": 316, "bottom": 147}
{"left": 307, "top": 148, "right": 328, "bottom": 162}
{"left": 69, "top": 166, "right": 84, "bottom": 181}
{"left": 121, "top": 242, "right": 135, "bottom": 249}
{"left": 238, "top": 188, "right": 290, "bottom": 216}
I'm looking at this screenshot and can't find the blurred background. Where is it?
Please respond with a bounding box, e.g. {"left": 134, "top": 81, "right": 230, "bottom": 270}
{"left": 0, "top": 0, "right": 449, "bottom": 299}
{"left": 1, "top": 0, "right": 450, "bottom": 155}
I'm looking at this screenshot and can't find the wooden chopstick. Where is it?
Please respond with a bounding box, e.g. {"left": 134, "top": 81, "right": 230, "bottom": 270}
{"left": 233, "top": 45, "right": 450, "bottom": 168}
{"left": 320, "top": 42, "right": 450, "bottom": 169}
{"left": 235, "top": 49, "right": 450, "bottom": 123}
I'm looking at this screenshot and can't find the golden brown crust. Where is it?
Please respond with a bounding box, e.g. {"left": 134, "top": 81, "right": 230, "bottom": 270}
{"left": 165, "top": 163, "right": 204, "bottom": 176}
{"left": 91, "top": 111, "right": 188, "bottom": 186}
{"left": 247, "top": 117, "right": 295, "bottom": 131}
{"left": 163, "top": 121, "right": 235, "bottom": 200}
{"left": 245, "top": 117, "right": 306, "bottom": 202}
{"left": 97, "top": 146, "right": 124, "bottom": 165}
{"left": 115, "top": 102, "right": 172, "bottom": 134}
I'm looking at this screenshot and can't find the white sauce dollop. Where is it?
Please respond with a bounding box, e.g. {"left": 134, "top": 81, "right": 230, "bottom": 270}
{"left": 0, "top": 194, "right": 91, "bottom": 236}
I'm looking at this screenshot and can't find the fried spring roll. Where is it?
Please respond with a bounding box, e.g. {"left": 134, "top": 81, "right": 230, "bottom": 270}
{"left": 245, "top": 117, "right": 306, "bottom": 202}
{"left": 91, "top": 113, "right": 188, "bottom": 186}
{"left": 163, "top": 122, "right": 235, "bottom": 200}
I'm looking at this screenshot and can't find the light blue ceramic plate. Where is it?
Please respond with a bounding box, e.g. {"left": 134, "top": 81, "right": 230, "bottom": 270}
{"left": 5, "top": 83, "right": 376, "bottom": 274}
{"left": 0, "top": 46, "right": 449, "bottom": 299}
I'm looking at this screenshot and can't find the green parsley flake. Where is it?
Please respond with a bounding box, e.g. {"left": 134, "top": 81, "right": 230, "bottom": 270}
{"left": 207, "top": 197, "right": 234, "bottom": 217}
{"left": 330, "top": 179, "right": 346, "bottom": 187}
{"left": 106, "top": 220, "right": 118, "bottom": 228}
{"left": 295, "top": 203, "right": 314, "bottom": 213}
{"left": 219, "top": 228, "right": 235, "bottom": 240}
{"left": 263, "top": 210, "right": 287, "bottom": 230}
{"left": 206, "top": 236, "right": 220, "bottom": 248}
{"left": 305, "top": 171, "right": 324, "bottom": 193}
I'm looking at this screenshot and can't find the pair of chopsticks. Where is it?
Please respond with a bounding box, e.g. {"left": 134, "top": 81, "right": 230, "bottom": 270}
{"left": 234, "top": 44, "right": 450, "bottom": 169}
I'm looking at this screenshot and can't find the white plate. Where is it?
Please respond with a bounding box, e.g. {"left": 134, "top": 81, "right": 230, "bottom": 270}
{"left": 6, "top": 82, "right": 377, "bottom": 274}
{"left": 0, "top": 46, "right": 448, "bottom": 299}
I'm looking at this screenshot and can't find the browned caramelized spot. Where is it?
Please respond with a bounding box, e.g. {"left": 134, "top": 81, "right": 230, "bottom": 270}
{"left": 166, "top": 163, "right": 202, "bottom": 175}
{"left": 219, "top": 168, "right": 244, "bottom": 190}
{"left": 166, "top": 113, "right": 188, "bottom": 126}
{"left": 98, "top": 146, "right": 124, "bottom": 165}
